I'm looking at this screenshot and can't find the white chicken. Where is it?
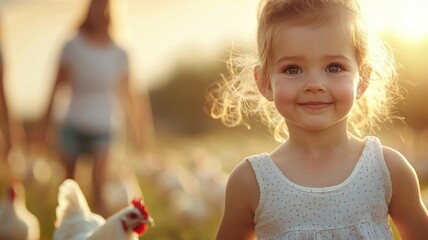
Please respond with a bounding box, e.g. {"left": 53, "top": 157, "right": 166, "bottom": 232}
{"left": 0, "top": 182, "right": 40, "bottom": 240}
{"left": 54, "top": 179, "right": 154, "bottom": 240}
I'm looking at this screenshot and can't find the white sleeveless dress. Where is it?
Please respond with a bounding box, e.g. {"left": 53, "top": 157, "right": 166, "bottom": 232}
{"left": 247, "top": 136, "right": 393, "bottom": 239}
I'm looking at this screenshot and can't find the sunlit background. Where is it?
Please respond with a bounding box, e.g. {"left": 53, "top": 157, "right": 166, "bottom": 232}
{"left": 0, "top": 0, "right": 428, "bottom": 239}
{"left": 0, "top": 0, "right": 258, "bottom": 120}
{"left": 1, "top": 0, "right": 428, "bottom": 119}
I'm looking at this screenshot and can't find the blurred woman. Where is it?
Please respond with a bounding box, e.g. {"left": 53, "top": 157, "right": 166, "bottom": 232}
{"left": 39, "top": 0, "right": 143, "bottom": 215}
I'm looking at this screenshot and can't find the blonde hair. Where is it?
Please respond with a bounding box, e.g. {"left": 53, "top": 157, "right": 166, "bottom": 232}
{"left": 208, "top": 0, "right": 401, "bottom": 142}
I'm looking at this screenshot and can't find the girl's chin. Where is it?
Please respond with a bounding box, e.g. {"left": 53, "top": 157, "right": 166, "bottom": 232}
{"left": 286, "top": 119, "right": 347, "bottom": 132}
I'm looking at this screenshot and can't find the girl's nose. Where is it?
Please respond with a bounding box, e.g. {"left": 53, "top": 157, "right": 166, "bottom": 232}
{"left": 304, "top": 72, "right": 326, "bottom": 93}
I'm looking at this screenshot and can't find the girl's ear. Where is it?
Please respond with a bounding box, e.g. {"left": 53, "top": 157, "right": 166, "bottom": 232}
{"left": 254, "top": 66, "right": 274, "bottom": 101}
{"left": 356, "top": 65, "right": 371, "bottom": 99}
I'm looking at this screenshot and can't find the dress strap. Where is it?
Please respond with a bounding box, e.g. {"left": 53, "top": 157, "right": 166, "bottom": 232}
{"left": 246, "top": 154, "right": 268, "bottom": 223}
{"left": 369, "top": 136, "right": 393, "bottom": 204}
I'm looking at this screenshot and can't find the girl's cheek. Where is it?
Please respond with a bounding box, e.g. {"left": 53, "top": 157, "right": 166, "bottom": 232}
{"left": 273, "top": 84, "right": 295, "bottom": 102}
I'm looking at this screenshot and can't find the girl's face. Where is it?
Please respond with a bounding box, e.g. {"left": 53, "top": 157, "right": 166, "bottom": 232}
{"left": 262, "top": 21, "right": 362, "bottom": 133}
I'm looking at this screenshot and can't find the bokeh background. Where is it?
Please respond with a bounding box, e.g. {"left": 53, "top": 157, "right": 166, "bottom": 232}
{"left": 1, "top": 0, "right": 428, "bottom": 239}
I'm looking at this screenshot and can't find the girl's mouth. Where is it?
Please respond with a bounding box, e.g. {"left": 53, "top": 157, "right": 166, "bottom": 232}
{"left": 298, "top": 101, "right": 332, "bottom": 110}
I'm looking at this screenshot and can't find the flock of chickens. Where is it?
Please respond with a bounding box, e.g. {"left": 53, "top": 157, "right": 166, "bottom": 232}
{"left": 0, "top": 179, "right": 154, "bottom": 240}
{"left": 0, "top": 147, "right": 228, "bottom": 240}
{"left": 2, "top": 144, "right": 428, "bottom": 239}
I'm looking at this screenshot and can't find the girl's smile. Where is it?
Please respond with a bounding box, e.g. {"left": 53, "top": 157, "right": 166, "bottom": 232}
{"left": 297, "top": 101, "right": 333, "bottom": 111}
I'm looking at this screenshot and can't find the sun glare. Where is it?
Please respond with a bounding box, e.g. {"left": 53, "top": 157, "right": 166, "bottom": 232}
{"left": 395, "top": 3, "right": 428, "bottom": 40}
{"left": 361, "top": 0, "right": 428, "bottom": 40}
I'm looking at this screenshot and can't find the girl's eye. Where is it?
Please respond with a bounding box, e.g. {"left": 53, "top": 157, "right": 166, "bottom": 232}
{"left": 326, "top": 64, "right": 343, "bottom": 73}
{"left": 283, "top": 65, "right": 302, "bottom": 74}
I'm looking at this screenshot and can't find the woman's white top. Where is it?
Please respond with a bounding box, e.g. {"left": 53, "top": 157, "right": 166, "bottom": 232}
{"left": 60, "top": 32, "right": 128, "bottom": 134}
{"left": 247, "top": 136, "right": 393, "bottom": 239}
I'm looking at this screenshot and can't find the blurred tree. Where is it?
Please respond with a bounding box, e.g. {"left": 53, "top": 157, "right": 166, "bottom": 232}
{"left": 384, "top": 34, "right": 428, "bottom": 181}
{"left": 149, "top": 54, "right": 228, "bottom": 135}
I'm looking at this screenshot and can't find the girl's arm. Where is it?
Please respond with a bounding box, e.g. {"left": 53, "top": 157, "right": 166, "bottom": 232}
{"left": 384, "top": 146, "right": 428, "bottom": 239}
{"left": 216, "top": 161, "right": 258, "bottom": 240}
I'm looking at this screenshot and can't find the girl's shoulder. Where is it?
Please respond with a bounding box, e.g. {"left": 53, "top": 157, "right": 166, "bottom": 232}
{"left": 228, "top": 159, "right": 259, "bottom": 195}
{"left": 226, "top": 159, "right": 260, "bottom": 212}
{"left": 377, "top": 142, "right": 417, "bottom": 188}
{"left": 381, "top": 144, "right": 421, "bottom": 205}
{"left": 381, "top": 145, "right": 415, "bottom": 179}
{"left": 381, "top": 144, "right": 428, "bottom": 237}
{"left": 229, "top": 154, "right": 271, "bottom": 191}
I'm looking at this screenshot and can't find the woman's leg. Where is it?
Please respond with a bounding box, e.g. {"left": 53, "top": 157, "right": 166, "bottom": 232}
{"left": 58, "top": 125, "right": 80, "bottom": 179}
{"left": 92, "top": 146, "right": 109, "bottom": 216}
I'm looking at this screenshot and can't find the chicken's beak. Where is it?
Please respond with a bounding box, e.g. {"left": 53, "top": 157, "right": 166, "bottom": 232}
{"left": 140, "top": 216, "right": 155, "bottom": 227}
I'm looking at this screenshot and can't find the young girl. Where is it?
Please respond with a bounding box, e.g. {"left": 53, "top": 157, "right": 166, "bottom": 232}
{"left": 209, "top": 0, "right": 428, "bottom": 239}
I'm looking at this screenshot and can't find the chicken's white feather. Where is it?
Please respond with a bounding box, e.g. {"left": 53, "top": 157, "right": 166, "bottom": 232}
{"left": 54, "top": 179, "right": 152, "bottom": 240}
{"left": 0, "top": 182, "right": 40, "bottom": 240}
{"left": 54, "top": 179, "right": 105, "bottom": 240}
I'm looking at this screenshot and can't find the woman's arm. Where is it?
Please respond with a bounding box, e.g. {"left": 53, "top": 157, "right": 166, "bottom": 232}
{"left": 117, "top": 73, "right": 148, "bottom": 151}
{"left": 0, "top": 54, "right": 12, "bottom": 159}
{"left": 384, "top": 146, "right": 428, "bottom": 239}
{"left": 216, "top": 160, "right": 259, "bottom": 240}
{"left": 36, "top": 62, "right": 69, "bottom": 145}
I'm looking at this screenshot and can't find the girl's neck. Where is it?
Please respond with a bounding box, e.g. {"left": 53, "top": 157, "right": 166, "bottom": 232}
{"left": 291, "top": 130, "right": 350, "bottom": 148}
{"left": 279, "top": 123, "right": 359, "bottom": 158}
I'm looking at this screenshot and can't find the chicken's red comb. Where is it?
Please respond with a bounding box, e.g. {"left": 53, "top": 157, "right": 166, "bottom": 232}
{"left": 8, "top": 185, "right": 16, "bottom": 201}
{"left": 131, "top": 198, "right": 150, "bottom": 235}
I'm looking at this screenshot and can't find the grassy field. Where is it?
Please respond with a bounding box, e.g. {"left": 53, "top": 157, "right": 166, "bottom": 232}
{"left": 0, "top": 128, "right": 276, "bottom": 240}
{"left": 0, "top": 127, "right": 424, "bottom": 239}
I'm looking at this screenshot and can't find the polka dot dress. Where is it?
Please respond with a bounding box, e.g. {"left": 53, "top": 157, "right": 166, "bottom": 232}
{"left": 247, "top": 136, "right": 393, "bottom": 240}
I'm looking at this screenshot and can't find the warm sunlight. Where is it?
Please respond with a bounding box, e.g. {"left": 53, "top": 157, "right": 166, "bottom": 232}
{"left": 1, "top": 1, "right": 428, "bottom": 240}
{"left": 393, "top": 3, "right": 428, "bottom": 40}
{"left": 1, "top": 0, "right": 428, "bottom": 120}
{"left": 361, "top": 0, "right": 428, "bottom": 40}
